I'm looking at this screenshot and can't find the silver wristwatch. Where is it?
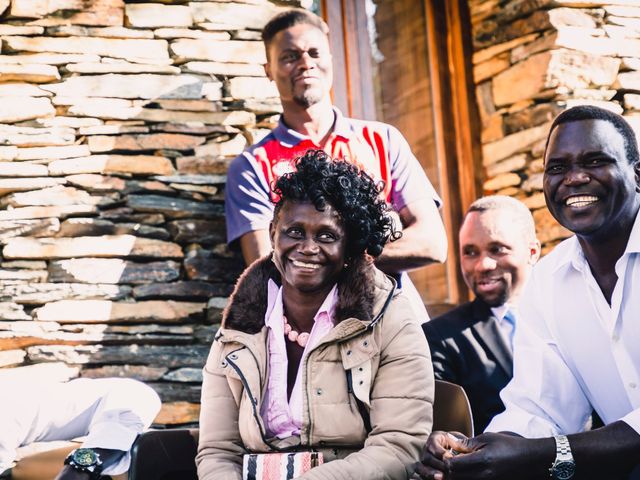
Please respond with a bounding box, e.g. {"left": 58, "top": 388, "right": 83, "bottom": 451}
{"left": 549, "top": 435, "right": 575, "bottom": 480}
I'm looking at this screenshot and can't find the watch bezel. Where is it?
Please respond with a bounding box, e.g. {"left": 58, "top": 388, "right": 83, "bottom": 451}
{"left": 72, "top": 448, "right": 99, "bottom": 467}
{"left": 65, "top": 448, "right": 104, "bottom": 478}
{"left": 550, "top": 459, "right": 576, "bottom": 480}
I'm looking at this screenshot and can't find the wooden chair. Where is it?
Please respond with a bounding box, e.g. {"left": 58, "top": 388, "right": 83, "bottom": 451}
{"left": 128, "top": 429, "right": 199, "bottom": 480}
{"left": 432, "top": 379, "right": 474, "bottom": 437}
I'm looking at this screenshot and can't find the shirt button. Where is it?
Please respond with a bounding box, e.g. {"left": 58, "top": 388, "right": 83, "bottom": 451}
{"left": 629, "top": 382, "right": 637, "bottom": 389}
{"left": 316, "top": 388, "right": 323, "bottom": 396}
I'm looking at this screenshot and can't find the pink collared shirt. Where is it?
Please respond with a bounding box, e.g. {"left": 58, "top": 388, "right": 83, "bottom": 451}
{"left": 260, "top": 280, "right": 338, "bottom": 439}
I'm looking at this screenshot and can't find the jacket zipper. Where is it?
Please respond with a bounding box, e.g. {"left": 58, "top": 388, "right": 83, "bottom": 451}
{"left": 225, "top": 347, "right": 284, "bottom": 452}
{"left": 302, "top": 283, "right": 396, "bottom": 442}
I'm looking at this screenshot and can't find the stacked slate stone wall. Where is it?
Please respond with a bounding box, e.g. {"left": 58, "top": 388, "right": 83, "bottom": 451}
{"left": 0, "top": 0, "right": 293, "bottom": 425}
{"left": 468, "top": 0, "right": 640, "bottom": 253}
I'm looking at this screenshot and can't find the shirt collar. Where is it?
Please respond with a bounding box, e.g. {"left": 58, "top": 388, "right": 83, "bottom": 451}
{"left": 624, "top": 208, "right": 640, "bottom": 255}
{"left": 264, "top": 280, "right": 338, "bottom": 328}
{"left": 491, "top": 303, "right": 517, "bottom": 322}
{"left": 557, "top": 209, "right": 640, "bottom": 274}
{"left": 271, "top": 107, "right": 352, "bottom": 148}
{"left": 331, "top": 107, "right": 353, "bottom": 139}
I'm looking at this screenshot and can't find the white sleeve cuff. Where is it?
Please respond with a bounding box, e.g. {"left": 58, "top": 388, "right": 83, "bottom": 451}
{"left": 620, "top": 409, "right": 640, "bottom": 436}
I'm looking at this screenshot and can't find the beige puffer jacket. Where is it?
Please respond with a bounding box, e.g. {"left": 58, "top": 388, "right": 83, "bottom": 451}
{"left": 196, "top": 257, "right": 434, "bottom": 480}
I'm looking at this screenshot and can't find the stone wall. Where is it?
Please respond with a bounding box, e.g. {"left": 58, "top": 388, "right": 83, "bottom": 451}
{"left": 469, "top": 0, "right": 640, "bottom": 252}
{"left": 0, "top": 0, "right": 292, "bottom": 425}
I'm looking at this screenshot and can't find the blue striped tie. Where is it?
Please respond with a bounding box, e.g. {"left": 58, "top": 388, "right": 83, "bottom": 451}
{"left": 503, "top": 309, "right": 516, "bottom": 350}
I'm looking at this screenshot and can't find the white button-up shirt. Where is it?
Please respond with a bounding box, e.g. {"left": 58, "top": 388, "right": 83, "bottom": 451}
{"left": 261, "top": 280, "right": 337, "bottom": 439}
{"left": 487, "top": 211, "right": 640, "bottom": 437}
{"left": 0, "top": 378, "right": 161, "bottom": 474}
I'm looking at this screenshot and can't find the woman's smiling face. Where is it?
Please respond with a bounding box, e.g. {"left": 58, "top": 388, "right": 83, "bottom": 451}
{"left": 270, "top": 201, "right": 347, "bottom": 296}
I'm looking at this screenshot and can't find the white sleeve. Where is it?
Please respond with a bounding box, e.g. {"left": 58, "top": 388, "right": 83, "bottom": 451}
{"left": 0, "top": 382, "right": 40, "bottom": 472}
{"left": 80, "top": 378, "right": 161, "bottom": 475}
{"left": 485, "top": 272, "right": 593, "bottom": 437}
{"left": 224, "top": 152, "right": 274, "bottom": 245}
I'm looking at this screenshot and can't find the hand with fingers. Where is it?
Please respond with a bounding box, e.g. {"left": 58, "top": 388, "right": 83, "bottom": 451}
{"left": 413, "top": 431, "right": 475, "bottom": 480}
{"left": 415, "top": 431, "right": 554, "bottom": 480}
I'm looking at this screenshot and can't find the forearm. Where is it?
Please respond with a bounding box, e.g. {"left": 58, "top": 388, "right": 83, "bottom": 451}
{"left": 375, "top": 202, "right": 447, "bottom": 273}
{"left": 55, "top": 448, "right": 125, "bottom": 480}
{"left": 375, "top": 224, "right": 447, "bottom": 273}
{"left": 568, "top": 421, "right": 640, "bottom": 479}
{"left": 239, "top": 229, "right": 271, "bottom": 266}
{"left": 494, "top": 422, "right": 640, "bottom": 480}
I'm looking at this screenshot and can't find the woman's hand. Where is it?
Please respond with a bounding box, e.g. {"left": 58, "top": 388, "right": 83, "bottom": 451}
{"left": 414, "top": 431, "right": 474, "bottom": 480}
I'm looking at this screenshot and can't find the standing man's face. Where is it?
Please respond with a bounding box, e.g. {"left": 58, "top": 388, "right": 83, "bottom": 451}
{"left": 264, "top": 23, "right": 333, "bottom": 109}
{"left": 459, "top": 210, "right": 539, "bottom": 307}
{"left": 543, "top": 119, "right": 640, "bottom": 238}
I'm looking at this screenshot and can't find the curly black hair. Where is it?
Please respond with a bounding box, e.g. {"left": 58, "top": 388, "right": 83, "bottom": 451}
{"left": 272, "top": 149, "right": 401, "bottom": 259}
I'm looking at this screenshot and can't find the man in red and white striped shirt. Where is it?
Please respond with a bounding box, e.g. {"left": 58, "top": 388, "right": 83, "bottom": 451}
{"left": 225, "top": 9, "right": 447, "bottom": 319}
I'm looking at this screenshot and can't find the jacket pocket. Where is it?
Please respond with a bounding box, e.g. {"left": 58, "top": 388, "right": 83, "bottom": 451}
{"left": 340, "top": 335, "right": 377, "bottom": 407}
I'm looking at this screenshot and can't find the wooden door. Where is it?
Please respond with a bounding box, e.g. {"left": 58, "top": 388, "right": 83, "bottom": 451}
{"left": 318, "top": 0, "right": 481, "bottom": 314}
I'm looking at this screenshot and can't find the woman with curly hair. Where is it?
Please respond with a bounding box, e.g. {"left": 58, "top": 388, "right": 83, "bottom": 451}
{"left": 197, "top": 150, "right": 434, "bottom": 480}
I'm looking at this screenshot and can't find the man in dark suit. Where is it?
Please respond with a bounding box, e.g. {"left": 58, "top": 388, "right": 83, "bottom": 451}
{"left": 423, "top": 195, "right": 540, "bottom": 433}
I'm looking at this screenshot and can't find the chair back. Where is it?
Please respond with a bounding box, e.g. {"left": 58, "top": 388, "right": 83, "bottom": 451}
{"left": 432, "top": 379, "right": 474, "bottom": 437}
{"left": 128, "top": 429, "right": 199, "bottom": 480}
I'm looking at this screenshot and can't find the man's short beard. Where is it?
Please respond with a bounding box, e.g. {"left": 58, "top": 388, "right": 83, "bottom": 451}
{"left": 294, "top": 89, "right": 322, "bottom": 108}
{"left": 475, "top": 287, "right": 509, "bottom": 308}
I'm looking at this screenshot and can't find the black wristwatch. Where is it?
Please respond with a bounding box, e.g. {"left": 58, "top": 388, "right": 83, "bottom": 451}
{"left": 64, "top": 448, "right": 104, "bottom": 479}
{"left": 549, "top": 435, "right": 575, "bottom": 480}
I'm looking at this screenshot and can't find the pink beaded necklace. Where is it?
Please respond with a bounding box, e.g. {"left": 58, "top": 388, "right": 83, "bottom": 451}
{"left": 283, "top": 315, "right": 310, "bottom": 347}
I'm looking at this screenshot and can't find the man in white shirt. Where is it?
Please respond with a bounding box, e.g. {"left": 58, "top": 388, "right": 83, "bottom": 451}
{"left": 423, "top": 195, "right": 540, "bottom": 433}
{"left": 416, "top": 105, "right": 640, "bottom": 480}
{"left": 0, "top": 378, "right": 161, "bottom": 479}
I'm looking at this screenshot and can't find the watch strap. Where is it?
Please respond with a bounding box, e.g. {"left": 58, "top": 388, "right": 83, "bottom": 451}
{"left": 550, "top": 435, "right": 575, "bottom": 480}
{"left": 555, "top": 435, "right": 573, "bottom": 462}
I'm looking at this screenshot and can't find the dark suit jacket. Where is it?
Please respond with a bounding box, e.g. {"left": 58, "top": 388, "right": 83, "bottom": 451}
{"left": 423, "top": 299, "right": 513, "bottom": 434}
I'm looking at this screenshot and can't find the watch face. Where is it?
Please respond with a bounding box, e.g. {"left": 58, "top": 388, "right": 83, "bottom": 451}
{"left": 73, "top": 448, "right": 98, "bottom": 467}
{"left": 552, "top": 461, "right": 576, "bottom": 480}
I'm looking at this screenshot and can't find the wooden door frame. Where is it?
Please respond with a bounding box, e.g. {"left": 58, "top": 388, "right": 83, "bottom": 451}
{"left": 424, "top": 0, "right": 481, "bottom": 305}
{"left": 319, "top": 0, "right": 481, "bottom": 307}
{"left": 320, "top": 0, "right": 376, "bottom": 120}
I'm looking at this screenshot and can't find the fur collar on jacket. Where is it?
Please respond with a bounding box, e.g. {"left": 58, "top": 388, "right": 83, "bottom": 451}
{"left": 222, "top": 255, "right": 377, "bottom": 334}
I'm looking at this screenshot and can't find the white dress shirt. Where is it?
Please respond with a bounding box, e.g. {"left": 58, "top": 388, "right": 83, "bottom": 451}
{"left": 486, "top": 210, "right": 640, "bottom": 437}
{"left": 0, "top": 378, "right": 161, "bottom": 474}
